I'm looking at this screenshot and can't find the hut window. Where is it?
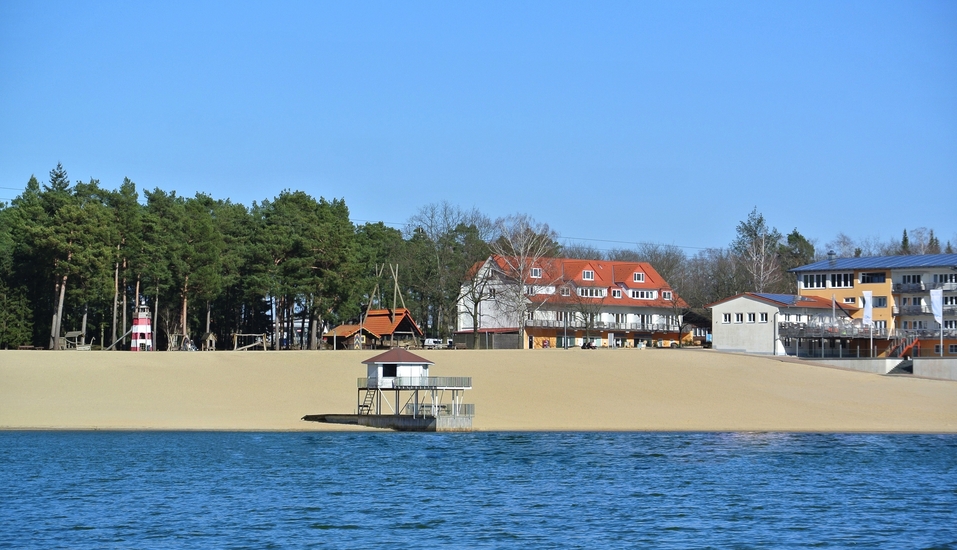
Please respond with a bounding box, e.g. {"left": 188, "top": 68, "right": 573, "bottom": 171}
{"left": 383, "top": 364, "right": 397, "bottom": 377}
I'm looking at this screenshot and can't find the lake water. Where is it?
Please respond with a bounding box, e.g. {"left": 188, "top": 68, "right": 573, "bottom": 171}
{"left": 2, "top": 432, "right": 956, "bottom": 548}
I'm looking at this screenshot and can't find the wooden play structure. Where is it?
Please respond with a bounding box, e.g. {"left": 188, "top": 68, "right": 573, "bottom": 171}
{"left": 231, "top": 333, "right": 268, "bottom": 351}
{"left": 325, "top": 263, "right": 424, "bottom": 350}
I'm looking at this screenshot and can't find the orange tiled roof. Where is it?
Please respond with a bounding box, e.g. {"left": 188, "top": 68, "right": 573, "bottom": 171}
{"left": 361, "top": 308, "right": 424, "bottom": 337}
{"left": 323, "top": 324, "right": 382, "bottom": 339}
{"left": 484, "top": 255, "right": 687, "bottom": 308}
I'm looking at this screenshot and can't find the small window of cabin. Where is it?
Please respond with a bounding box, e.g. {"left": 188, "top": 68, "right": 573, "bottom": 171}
{"left": 382, "top": 364, "right": 397, "bottom": 378}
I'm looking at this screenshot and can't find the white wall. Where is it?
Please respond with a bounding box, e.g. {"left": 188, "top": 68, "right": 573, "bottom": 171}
{"left": 710, "top": 297, "right": 780, "bottom": 354}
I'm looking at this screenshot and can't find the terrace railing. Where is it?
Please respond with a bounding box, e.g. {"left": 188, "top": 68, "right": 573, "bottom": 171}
{"left": 402, "top": 403, "right": 475, "bottom": 417}
{"left": 777, "top": 322, "right": 889, "bottom": 339}
{"left": 358, "top": 376, "right": 472, "bottom": 389}
{"left": 524, "top": 319, "right": 679, "bottom": 332}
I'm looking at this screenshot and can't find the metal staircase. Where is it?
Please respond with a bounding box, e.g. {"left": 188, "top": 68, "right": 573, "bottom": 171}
{"left": 358, "top": 389, "right": 376, "bottom": 415}
{"left": 888, "top": 335, "right": 919, "bottom": 358}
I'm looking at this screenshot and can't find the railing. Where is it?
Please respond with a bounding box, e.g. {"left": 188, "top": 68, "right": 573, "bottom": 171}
{"left": 777, "top": 322, "right": 889, "bottom": 339}
{"left": 899, "top": 305, "right": 957, "bottom": 316}
{"left": 524, "top": 319, "right": 679, "bottom": 332}
{"left": 358, "top": 376, "right": 472, "bottom": 389}
{"left": 894, "top": 328, "right": 957, "bottom": 339}
{"left": 894, "top": 283, "right": 925, "bottom": 293}
{"left": 928, "top": 282, "right": 957, "bottom": 292}
{"left": 402, "top": 403, "right": 475, "bottom": 417}
{"left": 778, "top": 323, "right": 957, "bottom": 340}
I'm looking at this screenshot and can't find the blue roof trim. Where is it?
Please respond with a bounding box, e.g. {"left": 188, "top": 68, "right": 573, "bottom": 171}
{"left": 790, "top": 254, "right": 957, "bottom": 272}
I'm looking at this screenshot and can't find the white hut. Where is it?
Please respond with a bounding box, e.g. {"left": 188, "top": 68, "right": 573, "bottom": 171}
{"left": 362, "top": 348, "right": 432, "bottom": 389}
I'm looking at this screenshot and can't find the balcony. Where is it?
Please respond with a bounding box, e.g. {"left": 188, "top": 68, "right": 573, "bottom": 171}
{"left": 524, "top": 319, "right": 679, "bottom": 332}
{"left": 893, "top": 282, "right": 925, "bottom": 293}
{"left": 897, "top": 305, "right": 957, "bottom": 316}
{"left": 358, "top": 377, "right": 472, "bottom": 390}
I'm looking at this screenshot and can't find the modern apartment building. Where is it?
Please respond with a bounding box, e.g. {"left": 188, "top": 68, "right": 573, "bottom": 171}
{"left": 790, "top": 253, "right": 957, "bottom": 356}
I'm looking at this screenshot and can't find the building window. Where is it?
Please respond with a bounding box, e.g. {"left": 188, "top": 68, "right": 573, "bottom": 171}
{"left": 945, "top": 320, "right": 957, "bottom": 329}
{"left": 530, "top": 267, "right": 542, "bottom": 279}
{"left": 614, "top": 313, "right": 627, "bottom": 323}
{"left": 582, "top": 270, "right": 594, "bottom": 281}
{"left": 860, "top": 272, "right": 886, "bottom": 284}
{"left": 944, "top": 296, "right": 957, "bottom": 306}
{"left": 843, "top": 297, "right": 856, "bottom": 304}
{"left": 735, "top": 313, "right": 743, "bottom": 323}
{"left": 577, "top": 287, "right": 605, "bottom": 298}
{"left": 747, "top": 313, "right": 756, "bottom": 323}
{"left": 557, "top": 311, "right": 570, "bottom": 322}
{"left": 935, "top": 345, "right": 942, "bottom": 354}
{"left": 831, "top": 273, "right": 854, "bottom": 288}
{"left": 722, "top": 313, "right": 731, "bottom": 324}
{"left": 488, "top": 288, "right": 496, "bottom": 299}
{"left": 950, "top": 344, "right": 957, "bottom": 354}
{"left": 630, "top": 290, "right": 656, "bottom": 300}
{"left": 560, "top": 287, "right": 570, "bottom": 296}
{"left": 902, "top": 274, "right": 922, "bottom": 284}
{"left": 873, "top": 320, "right": 886, "bottom": 330}
{"left": 803, "top": 274, "right": 826, "bottom": 289}
{"left": 874, "top": 296, "right": 887, "bottom": 308}
{"left": 633, "top": 272, "right": 644, "bottom": 283}
{"left": 934, "top": 274, "right": 957, "bottom": 284}
{"left": 612, "top": 289, "right": 622, "bottom": 299}
{"left": 759, "top": 313, "right": 768, "bottom": 323}
{"left": 783, "top": 314, "right": 791, "bottom": 322}
{"left": 662, "top": 291, "right": 673, "bottom": 301}
{"left": 525, "top": 285, "right": 536, "bottom": 295}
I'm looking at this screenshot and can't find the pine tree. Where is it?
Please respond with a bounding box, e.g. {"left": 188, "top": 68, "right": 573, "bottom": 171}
{"left": 900, "top": 229, "right": 910, "bottom": 255}
{"left": 927, "top": 230, "right": 941, "bottom": 254}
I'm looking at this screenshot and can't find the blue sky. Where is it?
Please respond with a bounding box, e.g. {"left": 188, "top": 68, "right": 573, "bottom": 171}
{"left": 1, "top": 1, "right": 955, "bottom": 251}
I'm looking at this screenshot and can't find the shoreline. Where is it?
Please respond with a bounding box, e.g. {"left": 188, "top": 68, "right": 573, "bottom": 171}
{"left": 2, "top": 349, "right": 955, "bottom": 433}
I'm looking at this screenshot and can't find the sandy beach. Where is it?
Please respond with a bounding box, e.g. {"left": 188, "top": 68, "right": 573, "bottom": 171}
{"left": 1, "top": 348, "right": 955, "bottom": 432}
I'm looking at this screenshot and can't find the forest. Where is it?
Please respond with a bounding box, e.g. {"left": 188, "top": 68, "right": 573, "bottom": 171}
{"left": 0, "top": 164, "right": 952, "bottom": 350}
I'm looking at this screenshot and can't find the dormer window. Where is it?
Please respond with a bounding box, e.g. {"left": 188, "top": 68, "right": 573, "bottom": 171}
{"left": 583, "top": 270, "right": 594, "bottom": 281}
{"left": 662, "top": 291, "right": 672, "bottom": 301}
{"left": 612, "top": 289, "right": 622, "bottom": 299}
{"left": 633, "top": 272, "right": 644, "bottom": 283}
{"left": 560, "top": 287, "right": 570, "bottom": 296}
{"left": 530, "top": 267, "right": 542, "bottom": 279}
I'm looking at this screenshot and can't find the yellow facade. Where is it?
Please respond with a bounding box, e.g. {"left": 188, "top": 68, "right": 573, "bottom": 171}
{"left": 797, "top": 269, "right": 895, "bottom": 330}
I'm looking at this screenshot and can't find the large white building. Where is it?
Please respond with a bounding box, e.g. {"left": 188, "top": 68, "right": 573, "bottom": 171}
{"left": 456, "top": 255, "right": 688, "bottom": 349}
{"left": 708, "top": 293, "right": 855, "bottom": 355}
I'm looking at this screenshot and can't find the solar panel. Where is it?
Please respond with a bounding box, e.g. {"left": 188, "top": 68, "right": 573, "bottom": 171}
{"left": 790, "top": 254, "right": 957, "bottom": 272}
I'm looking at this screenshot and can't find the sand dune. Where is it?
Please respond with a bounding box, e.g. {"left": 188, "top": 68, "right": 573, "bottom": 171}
{"left": 1, "top": 348, "right": 955, "bottom": 432}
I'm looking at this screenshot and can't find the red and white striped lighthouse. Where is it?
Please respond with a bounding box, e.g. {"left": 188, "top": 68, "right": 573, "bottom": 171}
{"left": 131, "top": 303, "right": 153, "bottom": 351}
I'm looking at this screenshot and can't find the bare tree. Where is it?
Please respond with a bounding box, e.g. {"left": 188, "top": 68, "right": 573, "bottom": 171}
{"left": 560, "top": 241, "right": 605, "bottom": 260}
{"left": 732, "top": 208, "right": 783, "bottom": 293}
{"left": 456, "top": 257, "right": 496, "bottom": 349}
{"left": 405, "top": 201, "right": 493, "bottom": 338}
{"left": 488, "top": 214, "right": 560, "bottom": 348}
{"left": 567, "top": 283, "right": 607, "bottom": 345}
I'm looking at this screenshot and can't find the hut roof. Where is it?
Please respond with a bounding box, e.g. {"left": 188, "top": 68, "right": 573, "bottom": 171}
{"left": 362, "top": 348, "right": 433, "bottom": 366}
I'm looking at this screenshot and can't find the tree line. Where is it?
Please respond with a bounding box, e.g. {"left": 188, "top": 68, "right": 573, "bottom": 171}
{"left": 0, "top": 166, "right": 952, "bottom": 349}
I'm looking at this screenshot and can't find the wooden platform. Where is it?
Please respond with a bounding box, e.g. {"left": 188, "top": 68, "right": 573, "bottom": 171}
{"left": 302, "top": 413, "right": 472, "bottom": 432}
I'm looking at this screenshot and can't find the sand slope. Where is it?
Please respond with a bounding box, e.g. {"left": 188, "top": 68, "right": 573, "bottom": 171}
{"left": 1, "top": 349, "right": 954, "bottom": 432}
